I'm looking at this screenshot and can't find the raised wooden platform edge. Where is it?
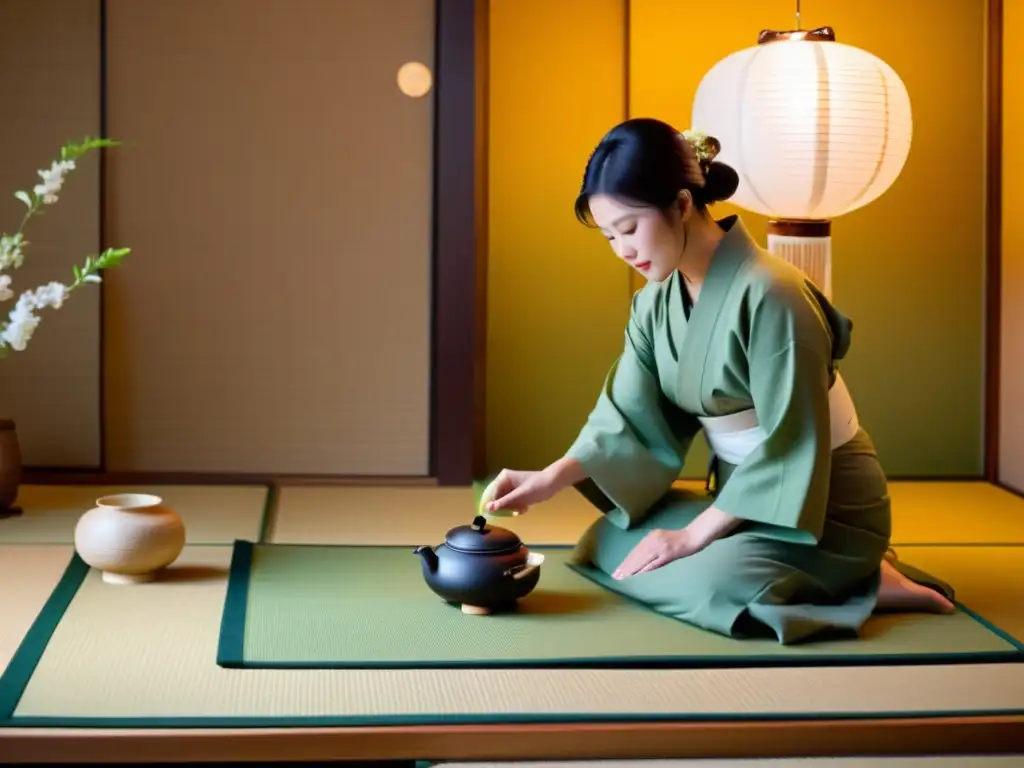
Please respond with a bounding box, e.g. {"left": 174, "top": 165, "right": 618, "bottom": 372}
{"left": 1, "top": 715, "right": 1023, "bottom": 763}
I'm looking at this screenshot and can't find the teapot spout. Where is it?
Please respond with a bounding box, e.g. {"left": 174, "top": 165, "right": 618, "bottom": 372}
{"left": 413, "top": 545, "right": 439, "bottom": 574}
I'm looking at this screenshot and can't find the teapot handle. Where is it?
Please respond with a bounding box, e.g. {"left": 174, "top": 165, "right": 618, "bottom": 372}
{"left": 504, "top": 562, "right": 540, "bottom": 581}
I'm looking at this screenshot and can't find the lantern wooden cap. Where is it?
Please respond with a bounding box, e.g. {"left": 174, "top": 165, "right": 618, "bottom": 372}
{"left": 767, "top": 219, "right": 832, "bottom": 238}
{"left": 758, "top": 26, "right": 836, "bottom": 45}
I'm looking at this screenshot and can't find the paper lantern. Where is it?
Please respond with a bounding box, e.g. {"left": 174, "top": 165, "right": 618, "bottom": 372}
{"left": 691, "top": 27, "right": 912, "bottom": 298}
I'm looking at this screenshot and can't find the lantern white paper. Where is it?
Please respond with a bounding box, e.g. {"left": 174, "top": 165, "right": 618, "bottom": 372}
{"left": 691, "top": 39, "right": 912, "bottom": 221}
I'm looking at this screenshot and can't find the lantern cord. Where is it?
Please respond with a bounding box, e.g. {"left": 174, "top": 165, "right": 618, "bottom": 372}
{"left": 795, "top": 0, "right": 801, "bottom": 30}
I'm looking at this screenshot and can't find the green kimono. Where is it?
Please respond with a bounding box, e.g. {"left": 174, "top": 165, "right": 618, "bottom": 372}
{"left": 566, "top": 215, "right": 953, "bottom": 644}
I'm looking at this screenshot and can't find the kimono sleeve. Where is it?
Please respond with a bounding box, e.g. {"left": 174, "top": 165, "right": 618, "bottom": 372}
{"left": 710, "top": 285, "right": 835, "bottom": 544}
{"left": 565, "top": 294, "right": 701, "bottom": 530}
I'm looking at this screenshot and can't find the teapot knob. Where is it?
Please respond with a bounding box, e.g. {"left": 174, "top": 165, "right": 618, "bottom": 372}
{"left": 471, "top": 515, "right": 487, "bottom": 531}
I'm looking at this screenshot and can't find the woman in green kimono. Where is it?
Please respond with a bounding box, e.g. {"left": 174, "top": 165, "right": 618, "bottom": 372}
{"left": 484, "top": 117, "right": 955, "bottom": 644}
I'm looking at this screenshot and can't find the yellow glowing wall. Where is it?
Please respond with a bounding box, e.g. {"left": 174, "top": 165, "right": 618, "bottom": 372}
{"left": 999, "top": 0, "right": 1024, "bottom": 491}
{"left": 486, "top": 0, "right": 986, "bottom": 478}
{"left": 486, "top": 0, "right": 630, "bottom": 471}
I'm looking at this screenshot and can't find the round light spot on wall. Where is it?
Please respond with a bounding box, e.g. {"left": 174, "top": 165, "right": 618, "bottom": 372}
{"left": 397, "top": 61, "right": 433, "bottom": 98}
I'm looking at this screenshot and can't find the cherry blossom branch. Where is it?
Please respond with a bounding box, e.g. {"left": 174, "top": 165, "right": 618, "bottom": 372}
{"left": 0, "top": 137, "right": 131, "bottom": 356}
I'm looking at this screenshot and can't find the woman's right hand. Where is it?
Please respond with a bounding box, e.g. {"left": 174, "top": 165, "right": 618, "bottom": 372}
{"left": 481, "top": 469, "right": 555, "bottom": 516}
{"left": 482, "top": 458, "right": 586, "bottom": 516}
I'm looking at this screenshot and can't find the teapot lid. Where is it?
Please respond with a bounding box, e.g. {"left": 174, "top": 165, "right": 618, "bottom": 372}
{"left": 445, "top": 515, "right": 522, "bottom": 554}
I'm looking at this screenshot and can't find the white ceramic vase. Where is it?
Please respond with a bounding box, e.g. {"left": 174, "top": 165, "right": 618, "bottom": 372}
{"left": 74, "top": 493, "right": 186, "bottom": 584}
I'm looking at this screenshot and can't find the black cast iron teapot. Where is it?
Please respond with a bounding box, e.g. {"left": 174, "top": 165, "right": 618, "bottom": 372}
{"left": 413, "top": 515, "right": 544, "bottom": 615}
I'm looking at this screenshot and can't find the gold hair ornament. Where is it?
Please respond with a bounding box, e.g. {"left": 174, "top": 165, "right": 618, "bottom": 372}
{"left": 680, "top": 129, "right": 721, "bottom": 170}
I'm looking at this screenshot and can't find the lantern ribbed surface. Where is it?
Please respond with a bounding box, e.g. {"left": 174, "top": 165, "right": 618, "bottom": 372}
{"left": 691, "top": 39, "right": 912, "bottom": 221}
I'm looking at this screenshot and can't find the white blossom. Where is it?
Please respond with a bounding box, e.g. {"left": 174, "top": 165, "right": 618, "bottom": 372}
{"left": 0, "top": 281, "right": 71, "bottom": 351}
{"left": 33, "top": 159, "right": 75, "bottom": 205}
{"left": 1, "top": 293, "right": 41, "bottom": 351}
{"left": 0, "top": 137, "right": 128, "bottom": 356}
{"left": 22, "top": 281, "right": 68, "bottom": 310}
{"left": 0, "top": 233, "right": 24, "bottom": 270}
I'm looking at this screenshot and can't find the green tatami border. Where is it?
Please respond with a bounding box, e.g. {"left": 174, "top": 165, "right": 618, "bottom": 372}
{"left": 257, "top": 484, "right": 276, "bottom": 543}
{"left": 1, "top": 542, "right": 1022, "bottom": 731}
{"left": 216, "top": 539, "right": 252, "bottom": 665}
{"left": 0, "top": 551, "right": 90, "bottom": 721}
{"left": 216, "top": 540, "right": 1024, "bottom": 671}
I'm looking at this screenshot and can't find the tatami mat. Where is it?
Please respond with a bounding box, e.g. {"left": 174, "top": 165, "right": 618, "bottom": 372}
{"left": 268, "top": 484, "right": 602, "bottom": 546}
{"left": 888, "top": 546, "right": 1024, "bottom": 639}
{"left": 0, "top": 484, "right": 270, "bottom": 545}
{"left": 0, "top": 545, "right": 75, "bottom": 671}
{"left": 888, "top": 482, "right": 1024, "bottom": 545}
{"left": 4, "top": 544, "right": 1024, "bottom": 724}
{"left": 268, "top": 481, "right": 1024, "bottom": 548}
{"left": 225, "top": 542, "right": 1021, "bottom": 669}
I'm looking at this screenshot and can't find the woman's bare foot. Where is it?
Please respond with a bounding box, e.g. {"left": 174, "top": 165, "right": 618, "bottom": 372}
{"left": 876, "top": 559, "right": 956, "bottom": 614}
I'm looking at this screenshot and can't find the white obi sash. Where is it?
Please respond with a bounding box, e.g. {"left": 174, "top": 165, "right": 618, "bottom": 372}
{"left": 697, "top": 373, "right": 860, "bottom": 466}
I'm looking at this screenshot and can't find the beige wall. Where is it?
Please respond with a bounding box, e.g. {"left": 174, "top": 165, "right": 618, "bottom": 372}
{"left": 999, "top": 0, "right": 1024, "bottom": 491}
{"left": 0, "top": 0, "right": 436, "bottom": 476}
{"left": 0, "top": 0, "right": 102, "bottom": 468}
{"left": 103, "top": 0, "right": 435, "bottom": 475}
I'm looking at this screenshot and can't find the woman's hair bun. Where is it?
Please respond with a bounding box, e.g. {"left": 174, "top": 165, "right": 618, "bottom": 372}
{"left": 681, "top": 130, "right": 738, "bottom": 205}
{"left": 700, "top": 161, "right": 739, "bottom": 204}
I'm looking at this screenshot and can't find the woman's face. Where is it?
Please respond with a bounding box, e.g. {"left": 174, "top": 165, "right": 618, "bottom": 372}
{"left": 588, "top": 193, "right": 689, "bottom": 283}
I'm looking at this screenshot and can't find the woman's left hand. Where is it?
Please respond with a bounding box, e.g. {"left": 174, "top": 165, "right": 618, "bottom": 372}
{"left": 612, "top": 528, "right": 697, "bottom": 579}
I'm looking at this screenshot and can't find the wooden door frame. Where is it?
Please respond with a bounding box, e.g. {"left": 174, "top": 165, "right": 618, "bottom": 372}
{"left": 431, "top": 0, "right": 489, "bottom": 486}
{"left": 985, "top": 0, "right": 1004, "bottom": 486}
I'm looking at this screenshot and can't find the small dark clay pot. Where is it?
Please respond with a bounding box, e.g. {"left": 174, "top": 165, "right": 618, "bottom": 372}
{"left": 0, "top": 419, "right": 21, "bottom": 517}
{"left": 413, "top": 515, "right": 544, "bottom": 615}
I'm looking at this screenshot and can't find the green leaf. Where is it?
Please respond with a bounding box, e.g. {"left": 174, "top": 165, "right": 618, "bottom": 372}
{"left": 75, "top": 247, "right": 130, "bottom": 279}
{"left": 14, "top": 191, "right": 32, "bottom": 209}
{"left": 60, "top": 136, "right": 122, "bottom": 161}
{"left": 96, "top": 247, "right": 130, "bottom": 268}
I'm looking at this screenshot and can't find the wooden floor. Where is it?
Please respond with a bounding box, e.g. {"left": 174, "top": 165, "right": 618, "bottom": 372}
{"left": 433, "top": 759, "right": 1024, "bottom": 766}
